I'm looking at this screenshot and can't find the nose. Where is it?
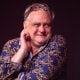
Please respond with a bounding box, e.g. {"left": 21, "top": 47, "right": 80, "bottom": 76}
{"left": 39, "top": 25, "right": 45, "bottom": 32}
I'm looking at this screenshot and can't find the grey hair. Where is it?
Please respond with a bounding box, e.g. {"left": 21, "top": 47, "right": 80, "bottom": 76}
{"left": 24, "top": 3, "right": 55, "bottom": 21}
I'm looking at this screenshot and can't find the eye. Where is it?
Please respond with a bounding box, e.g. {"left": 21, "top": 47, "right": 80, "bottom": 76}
{"left": 33, "top": 23, "right": 40, "bottom": 27}
{"left": 44, "top": 23, "right": 52, "bottom": 28}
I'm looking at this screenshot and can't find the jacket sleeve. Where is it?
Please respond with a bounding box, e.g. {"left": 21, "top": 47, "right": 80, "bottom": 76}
{"left": 0, "top": 38, "right": 22, "bottom": 79}
{"left": 20, "top": 35, "right": 66, "bottom": 80}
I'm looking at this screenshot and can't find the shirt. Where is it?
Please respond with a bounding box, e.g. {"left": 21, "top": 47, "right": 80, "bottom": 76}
{"left": 0, "top": 35, "right": 66, "bottom": 80}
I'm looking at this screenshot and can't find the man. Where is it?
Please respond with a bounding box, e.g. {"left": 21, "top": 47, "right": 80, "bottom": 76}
{"left": 0, "top": 3, "right": 66, "bottom": 80}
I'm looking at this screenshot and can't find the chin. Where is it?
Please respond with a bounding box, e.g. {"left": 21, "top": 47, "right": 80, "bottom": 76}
{"left": 37, "top": 40, "right": 48, "bottom": 46}
{"left": 36, "top": 43, "right": 45, "bottom": 47}
{"left": 32, "top": 37, "right": 50, "bottom": 47}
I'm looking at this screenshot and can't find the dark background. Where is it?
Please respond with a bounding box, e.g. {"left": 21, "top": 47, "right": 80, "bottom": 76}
{"left": 0, "top": 0, "right": 80, "bottom": 80}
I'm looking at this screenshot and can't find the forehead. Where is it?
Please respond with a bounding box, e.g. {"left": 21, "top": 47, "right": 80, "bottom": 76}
{"left": 26, "top": 10, "right": 51, "bottom": 22}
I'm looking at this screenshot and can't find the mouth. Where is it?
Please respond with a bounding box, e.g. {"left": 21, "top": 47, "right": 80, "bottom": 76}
{"left": 36, "top": 35, "right": 46, "bottom": 38}
{"left": 36, "top": 33, "right": 46, "bottom": 36}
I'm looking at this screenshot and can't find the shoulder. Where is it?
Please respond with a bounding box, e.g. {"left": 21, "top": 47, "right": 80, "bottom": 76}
{"left": 49, "top": 35, "right": 66, "bottom": 46}
{"left": 4, "top": 37, "right": 20, "bottom": 47}
{"left": 47, "top": 35, "right": 66, "bottom": 58}
{"left": 3, "top": 37, "right": 20, "bottom": 53}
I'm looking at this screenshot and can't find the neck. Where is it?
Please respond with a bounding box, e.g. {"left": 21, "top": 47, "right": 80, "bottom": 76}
{"left": 31, "top": 45, "right": 39, "bottom": 54}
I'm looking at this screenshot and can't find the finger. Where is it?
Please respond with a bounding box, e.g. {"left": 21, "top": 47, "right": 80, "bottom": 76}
{"left": 20, "top": 30, "right": 31, "bottom": 41}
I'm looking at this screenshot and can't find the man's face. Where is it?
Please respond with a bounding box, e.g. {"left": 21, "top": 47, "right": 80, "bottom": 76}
{"left": 24, "top": 10, "right": 53, "bottom": 47}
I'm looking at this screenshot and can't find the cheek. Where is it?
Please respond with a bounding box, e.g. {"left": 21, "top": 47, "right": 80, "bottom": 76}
{"left": 28, "top": 29, "right": 37, "bottom": 36}
{"left": 46, "top": 28, "right": 52, "bottom": 33}
{"left": 46, "top": 29, "right": 52, "bottom": 37}
{"left": 31, "top": 28, "right": 38, "bottom": 33}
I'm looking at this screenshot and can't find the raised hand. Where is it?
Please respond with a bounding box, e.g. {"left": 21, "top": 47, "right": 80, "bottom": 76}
{"left": 20, "top": 29, "right": 31, "bottom": 53}
{"left": 11, "top": 29, "right": 31, "bottom": 63}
